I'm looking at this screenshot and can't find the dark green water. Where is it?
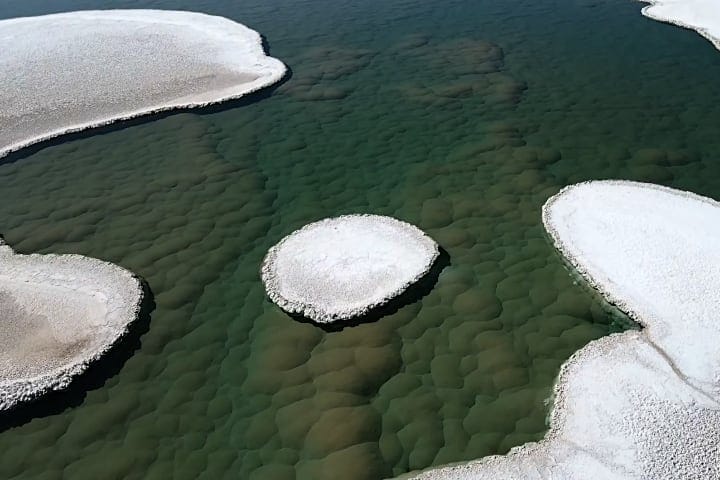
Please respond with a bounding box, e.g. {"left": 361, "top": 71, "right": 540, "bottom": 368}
{"left": 1, "top": 0, "right": 720, "bottom": 478}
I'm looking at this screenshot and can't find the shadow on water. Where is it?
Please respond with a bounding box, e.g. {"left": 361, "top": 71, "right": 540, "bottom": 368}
{"left": 0, "top": 279, "right": 156, "bottom": 432}
{"left": 291, "top": 247, "right": 451, "bottom": 333}
{"left": 542, "top": 228, "right": 641, "bottom": 333}
{"left": 0, "top": 60, "right": 294, "bottom": 166}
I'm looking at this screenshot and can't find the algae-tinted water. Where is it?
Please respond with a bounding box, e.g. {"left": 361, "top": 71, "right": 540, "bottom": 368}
{"left": 1, "top": 0, "right": 720, "bottom": 478}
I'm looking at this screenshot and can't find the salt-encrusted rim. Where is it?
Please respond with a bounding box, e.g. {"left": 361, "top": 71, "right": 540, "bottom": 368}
{"left": 0, "top": 237, "right": 145, "bottom": 411}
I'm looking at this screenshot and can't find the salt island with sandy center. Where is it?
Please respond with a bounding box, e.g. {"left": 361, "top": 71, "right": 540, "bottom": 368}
{"left": 0, "top": 9, "right": 286, "bottom": 158}
{"left": 400, "top": 180, "right": 720, "bottom": 479}
{"left": 0, "top": 238, "right": 144, "bottom": 411}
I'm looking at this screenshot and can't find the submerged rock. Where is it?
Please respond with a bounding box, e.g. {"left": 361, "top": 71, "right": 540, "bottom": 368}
{"left": 0, "top": 9, "right": 286, "bottom": 158}
{"left": 261, "top": 215, "right": 439, "bottom": 323}
{"left": 0, "top": 238, "right": 143, "bottom": 410}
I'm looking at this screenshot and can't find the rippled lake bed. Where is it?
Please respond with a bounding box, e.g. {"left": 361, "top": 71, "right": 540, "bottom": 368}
{"left": 1, "top": 0, "right": 719, "bottom": 478}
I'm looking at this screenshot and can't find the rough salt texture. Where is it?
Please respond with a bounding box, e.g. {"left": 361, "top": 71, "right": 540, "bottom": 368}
{"left": 641, "top": 0, "right": 720, "bottom": 50}
{"left": 0, "top": 9, "right": 286, "bottom": 158}
{"left": 0, "top": 238, "right": 143, "bottom": 411}
{"left": 399, "top": 180, "right": 720, "bottom": 480}
{"left": 261, "top": 215, "right": 440, "bottom": 323}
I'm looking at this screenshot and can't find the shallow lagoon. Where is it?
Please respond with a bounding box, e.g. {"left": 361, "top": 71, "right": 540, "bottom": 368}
{"left": 1, "top": 0, "right": 720, "bottom": 478}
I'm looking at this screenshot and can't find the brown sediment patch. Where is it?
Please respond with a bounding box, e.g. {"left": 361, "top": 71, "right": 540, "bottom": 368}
{"left": 387, "top": 36, "right": 525, "bottom": 107}
{"left": 278, "top": 45, "right": 375, "bottom": 101}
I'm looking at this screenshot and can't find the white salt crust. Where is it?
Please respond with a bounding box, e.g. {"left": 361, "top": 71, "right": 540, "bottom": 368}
{"left": 261, "top": 215, "right": 440, "bottom": 323}
{"left": 0, "top": 238, "right": 144, "bottom": 411}
{"left": 641, "top": 0, "right": 720, "bottom": 50}
{"left": 0, "top": 9, "right": 286, "bottom": 158}
{"left": 398, "top": 180, "right": 720, "bottom": 480}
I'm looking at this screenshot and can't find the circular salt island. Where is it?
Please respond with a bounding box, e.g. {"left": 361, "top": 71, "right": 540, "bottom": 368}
{"left": 0, "top": 238, "right": 144, "bottom": 411}
{"left": 261, "top": 215, "right": 440, "bottom": 323}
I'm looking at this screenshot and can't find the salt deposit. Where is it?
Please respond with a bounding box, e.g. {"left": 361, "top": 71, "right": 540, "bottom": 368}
{"left": 0, "top": 238, "right": 143, "bottom": 411}
{"left": 399, "top": 180, "right": 720, "bottom": 479}
{"left": 0, "top": 9, "right": 286, "bottom": 158}
{"left": 261, "top": 215, "right": 440, "bottom": 323}
{"left": 641, "top": 0, "right": 720, "bottom": 50}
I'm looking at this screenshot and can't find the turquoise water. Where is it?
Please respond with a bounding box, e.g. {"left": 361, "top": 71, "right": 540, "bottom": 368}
{"left": 1, "top": 0, "right": 719, "bottom": 478}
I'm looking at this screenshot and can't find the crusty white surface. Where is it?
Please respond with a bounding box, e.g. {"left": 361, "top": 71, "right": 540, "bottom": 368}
{"left": 0, "top": 238, "right": 143, "bottom": 411}
{"left": 641, "top": 0, "right": 720, "bottom": 50}
{"left": 397, "top": 180, "right": 720, "bottom": 480}
{"left": 261, "top": 215, "right": 440, "bottom": 323}
{"left": 0, "top": 9, "right": 286, "bottom": 158}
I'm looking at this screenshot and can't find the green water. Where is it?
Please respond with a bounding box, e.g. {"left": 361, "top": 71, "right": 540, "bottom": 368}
{"left": 1, "top": 0, "right": 720, "bottom": 478}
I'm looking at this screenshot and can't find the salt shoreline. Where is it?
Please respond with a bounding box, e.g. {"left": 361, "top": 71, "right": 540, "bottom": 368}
{"left": 640, "top": 0, "right": 720, "bottom": 51}
{"left": 0, "top": 9, "right": 286, "bottom": 159}
{"left": 0, "top": 238, "right": 144, "bottom": 411}
{"left": 397, "top": 180, "right": 720, "bottom": 479}
{"left": 261, "top": 214, "right": 440, "bottom": 323}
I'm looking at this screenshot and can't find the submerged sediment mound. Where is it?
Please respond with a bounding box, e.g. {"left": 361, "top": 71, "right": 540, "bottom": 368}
{"left": 401, "top": 180, "right": 720, "bottom": 479}
{"left": 0, "top": 9, "right": 286, "bottom": 158}
{"left": 0, "top": 238, "right": 144, "bottom": 411}
{"left": 641, "top": 0, "right": 720, "bottom": 50}
{"left": 261, "top": 215, "right": 440, "bottom": 323}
